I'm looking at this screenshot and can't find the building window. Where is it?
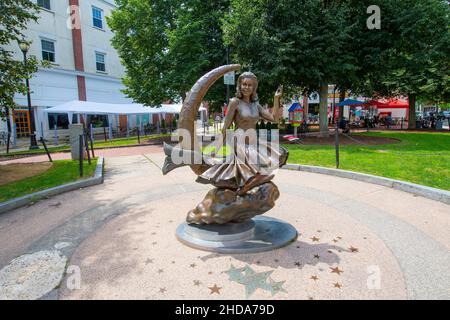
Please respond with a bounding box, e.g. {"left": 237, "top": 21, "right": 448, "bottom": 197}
{"left": 37, "top": 0, "right": 51, "bottom": 10}
{"left": 41, "top": 39, "right": 55, "bottom": 62}
{"left": 92, "top": 7, "right": 103, "bottom": 29}
{"left": 48, "top": 113, "right": 69, "bottom": 130}
{"left": 95, "top": 52, "right": 106, "bottom": 72}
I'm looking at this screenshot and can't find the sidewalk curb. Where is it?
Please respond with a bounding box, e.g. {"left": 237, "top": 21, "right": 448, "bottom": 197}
{"left": 282, "top": 163, "right": 450, "bottom": 205}
{"left": 0, "top": 157, "right": 104, "bottom": 214}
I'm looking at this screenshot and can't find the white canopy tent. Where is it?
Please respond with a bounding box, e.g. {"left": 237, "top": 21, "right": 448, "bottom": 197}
{"left": 42, "top": 100, "right": 206, "bottom": 115}
{"left": 40, "top": 100, "right": 208, "bottom": 140}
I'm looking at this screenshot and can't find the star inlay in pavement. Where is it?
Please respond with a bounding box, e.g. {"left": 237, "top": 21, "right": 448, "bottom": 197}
{"left": 337, "top": 236, "right": 342, "bottom": 240}
{"left": 193, "top": 280, "right": 201, "bottom": 286}
{"left": 157, "top": 269, "right": 164, "bottom": 274}
{"left": 311, "top": 236, "right": 320, "bottom": 242}
{"left": 159, "top": 287, "right": 167, "bottom": 293}
{"left": 330, "top": 267, "right": 343, "bottom": 275}
{"left": 334, "top": 282, "right": 342, "bottom": 289}
{"left": 152, "top": 242, "right": 157, "bottom": 245}
{"left": 294, "top": 262, "right": 301, "bottom": 267}
{"left": 310, "top": 275, "right": 319, "bottom": 281}
{"left": 190, "top": 263, "right": 197, "bottom": 268}
{"left": 267, "top": 279, "right": 287, "bottom": 296}
{"left": 208, "top": 284, "right": 222, "bottom": 294}
{"left": 314, "top": 254, "right": 320, "bottom": 259}
{"left": 274, "top": 259, "right": 279, "bottom": 263}
{"left": 317, "top": 230, "right": 321, "bottom": 233}
{"left": 349, "top": 246, "right": 359, "bottom": 253}
{"left": 208, "top": 271, "right": 213, "bottom": 275}
{"left": 332, "top": 239, "right": 339, "bottom": 243}
{"left": 226, "top": 264, "right": 286, "bottom": 298}
{"left": 144, "top": 258, "right": 153, "bottom": 265}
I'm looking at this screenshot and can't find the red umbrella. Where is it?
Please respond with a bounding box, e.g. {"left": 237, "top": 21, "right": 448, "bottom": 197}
{"left": 384, "top": 99, "right": 409, "bottom": 108}
{"left": 368, "top": 99, "right": 409, "bottom": 108}
{"left": 367, "top": 99, "right": 388, "bottom": 107}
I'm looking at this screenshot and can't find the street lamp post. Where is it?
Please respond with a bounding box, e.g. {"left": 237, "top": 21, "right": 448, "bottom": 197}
{"left": 18, "top": 40, "right": 39, "bottom": 149}
{"left": 333, "top": 85, "right": 339, "bottom": 168}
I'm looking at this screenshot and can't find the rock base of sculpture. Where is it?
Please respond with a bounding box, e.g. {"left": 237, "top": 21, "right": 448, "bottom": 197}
{"left": 176, "top": 215, "right": 298, "bottom": 253}
{"left": 186, "top": 182, "right": 280, "bottom": 225}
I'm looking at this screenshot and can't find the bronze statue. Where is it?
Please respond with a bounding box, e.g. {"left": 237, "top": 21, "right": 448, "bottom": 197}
{"left": 163, "top": 65, "right": 288, "bottom": 225}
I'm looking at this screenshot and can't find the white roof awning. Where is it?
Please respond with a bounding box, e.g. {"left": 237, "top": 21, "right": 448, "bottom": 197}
{"left": 43, "top": 100, "right": 206, "bottom": 115}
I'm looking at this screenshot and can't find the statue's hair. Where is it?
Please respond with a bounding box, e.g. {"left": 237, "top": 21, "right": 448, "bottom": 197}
{"left": 236, "top": 72, "right": 259, "bottom": 102}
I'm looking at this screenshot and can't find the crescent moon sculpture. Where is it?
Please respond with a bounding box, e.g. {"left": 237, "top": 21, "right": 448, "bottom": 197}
{"left": 164, "top": 64, "right": 298, "bottom": 253}
{"left": 162, "top": 64, "right": 241, "bottom": 176}
{"left": 162, "top": 64, "right": 290, "bottom": 226}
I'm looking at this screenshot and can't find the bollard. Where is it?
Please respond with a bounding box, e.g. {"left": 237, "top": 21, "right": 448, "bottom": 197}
{"left": 103, "top": 127, "right": 107, "bottom": 142}
{"left": 79, "top": 135, "right": 83, "bottom": 177}
{"left": 137, "top": 127, "right": 141, "bottom": 144}
{"left": 84, "top": 130, "right": 91, "bottom": 165}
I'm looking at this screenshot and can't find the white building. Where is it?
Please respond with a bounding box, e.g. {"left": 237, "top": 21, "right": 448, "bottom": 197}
{"left": 1, "top": 0, "right": 141, "bottom": 141}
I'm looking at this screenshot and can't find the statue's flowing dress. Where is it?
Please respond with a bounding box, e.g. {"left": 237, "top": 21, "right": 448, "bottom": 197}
{"left": 197, "top": 99, "right": 288, "bottom": 190}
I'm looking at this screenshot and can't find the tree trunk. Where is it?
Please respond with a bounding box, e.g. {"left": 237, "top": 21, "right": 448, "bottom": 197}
{"left": 339, "top": 88, "right": 346, "bottom": 120}
{"left": 319, "top": 83, "right": 329, "bottom": 137}
{"left": 302, "top": 94, "right": 309, "bottom": 119}
{"left": 408, "top": 94, "right": 416, "bottom": 130}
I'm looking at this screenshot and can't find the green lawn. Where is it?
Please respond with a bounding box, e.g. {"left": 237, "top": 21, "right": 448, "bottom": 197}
{"left": 284, "top": 131, "right": 450, "bottom": 190}
{"left": 92, "top": 133, "right": 172, "bottom": 148}
{"left": 0, "top": 134, "right": 172, "bottom": 157}
{"left": 0, "top": 145, "right": 71, "bottom": 157}
{"left": 0, "top": 158, "right": 98, "bottom": 202}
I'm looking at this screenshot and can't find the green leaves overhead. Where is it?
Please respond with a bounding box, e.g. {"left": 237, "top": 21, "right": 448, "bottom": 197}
{"left": 0, "top": 0, "right": 40, "bottom": 119}
{"left": 223, "top": 0, "right": 358, "bottom": 104}
{"left": 109, "top": 0, "right": 449, "bottom": 110}
{"left": 108, "top": 0, "right": 230, "bottom": 112}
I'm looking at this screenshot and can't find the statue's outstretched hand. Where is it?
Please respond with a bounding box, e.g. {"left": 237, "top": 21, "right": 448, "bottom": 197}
{"left": 275, "top": 85, "right": 283, "bottom": 99}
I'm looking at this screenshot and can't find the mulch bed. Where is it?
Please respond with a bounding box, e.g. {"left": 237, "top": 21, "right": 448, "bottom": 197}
{"left": 285, "top": 134, "right": 400, "bottom": 146}
{"left": 144, "top": 136, "right": 174, "bottom": 145}
{"left": 0, "top": 162, "right": 53, "bottom": 185}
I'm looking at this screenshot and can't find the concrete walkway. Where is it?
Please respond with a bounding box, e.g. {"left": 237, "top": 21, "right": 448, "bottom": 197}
{"left": 0, "top": 147, "right": 449, "bottom": 300}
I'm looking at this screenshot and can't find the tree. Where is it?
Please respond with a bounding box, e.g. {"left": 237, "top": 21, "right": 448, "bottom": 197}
{"left": 108, "top": 0, "right": 231, "bottom": 112}
{"left": 348, "top": 0, "right": 450, "bottom": 128}
{"left": 0, "top": 0, "right": 40, "bottom": 120}
{"left": 223, "top": 0, "right": 357, "bottom": 136}
{"left": 165, "top": 0, "right": 231, "bottom": 112}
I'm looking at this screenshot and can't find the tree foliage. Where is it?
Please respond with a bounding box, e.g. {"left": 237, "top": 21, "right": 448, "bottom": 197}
{"left": 349, "top": 0, "right": 450, "bottom": 103}
{"left": 223, "top": 0, "right": 356, "bottom": 134}
{"left": 0, "top": 0, "right": 40, "bottom": 119}
{"left": 109, "top": 0, "right": 449, "bottom": 121}
{"left": 108, "top": 0, "right": 230, "bottom": 112}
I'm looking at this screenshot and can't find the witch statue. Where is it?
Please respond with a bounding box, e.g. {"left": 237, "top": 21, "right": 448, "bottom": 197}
{"left": 162, "top": 64, "right": 289, "bottom": 225}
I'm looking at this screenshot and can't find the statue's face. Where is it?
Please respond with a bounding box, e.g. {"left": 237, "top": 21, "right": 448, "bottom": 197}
{"left": 240, "top": 77, "right": 255, "bottom": 98}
